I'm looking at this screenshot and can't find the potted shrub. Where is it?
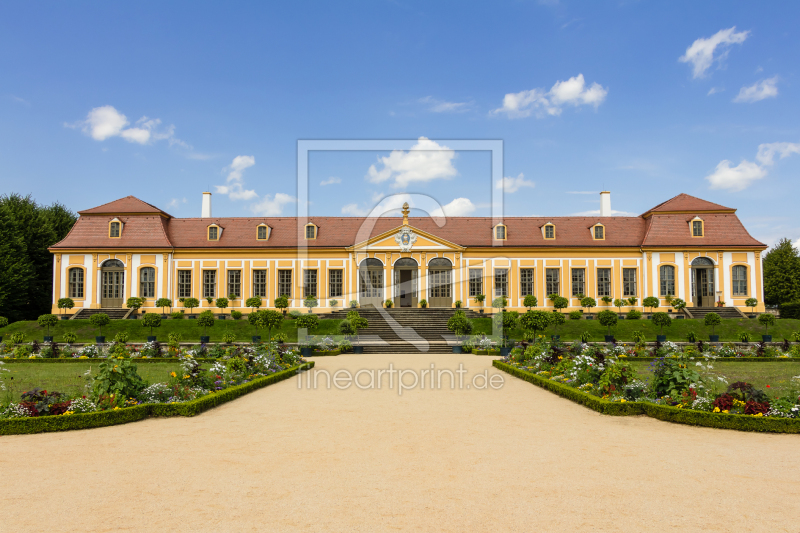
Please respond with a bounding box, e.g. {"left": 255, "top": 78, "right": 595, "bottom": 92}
{"left": 716, "top": 300, "right": 725, "bottom": 308}
{"left": 550, "top": 310, "right": 565, "bottom": 341}
{"left": 523, "top": 295, "right": 537, "bottom": 310}
{"left": 216, "top": 297, "right": 229, "bottom": 319}
{"left": 704, "top": 312, "right": 721, "bottom": 342}
{"left": 384, "top": 299, "right": 393, "bottom": 308}
{"left": 339, "top": 319, "right": 357, "bottom": 351}
{"left": 197, "top": 310, "right": 215, "bottom": 343}
{"left": 296, "top": 313, "right": 320, "bottom": 356}
{"left": 275, "top": 295, "right": 290, "bottom": 316}
{"left": 222, "top": 332, "right": 236, "bottom": 344}
{"left": 90, "top": 313, "right": 110, "bottom": 343}
{"left": 745, "top": 298, "right": 758, "bottom": 318}
{"left": 249, "top": 309, "right": 283, "bottom": 344}
{"left": 475, "top": 294, "right": 485, "bottom": 314}
{"left": 63, "top": 331, "right": 77, "bottom": 345}
{"left": 341, "top": 310, "right": 368, "bottom": 353}
{"left": 329, "top": 299, "right": 339, "bottom": 308}
{"left": 447, "top": 310, "right": 473, "bottom": 353}
{"left": 739, "top": 331, "right": 751, "bottom": 344}
{"left": 231, "top": 310, "right": 243, "bottom": 320}
{"left": 492, "top": 310, "right": 518, "bottom": 355}
{"left": 597, "top": 309, "right": 618, "bottom": 342}
{"left": 627, "top": 296, "right": 638, "bottom": 308}
{"left": 419, "top": 299, "right": 428, "bottom": 309}
{"left": 454, "top": 300, "right": 462, "bottom": 309}
{"left": 57, "top": 297, "right": 75, "bottom": 320}
{"left": 613, "top": 298, "right": 626, "bottom": 318}
{"left": 600, "top": 295, "right": 612, "bottom": 307}
{"left": 642, "top": 296, "right": 659, "bottom": 318}
{"left": 671, "top": 298, "right": 686, "bottom": 319}
{"left": 126, "top": 297, "right": 144, "bottom": 318}
{"left": 155, "top": 298, "right": 172, "bottom": 318}
{"left": 142, "top": 312, "right": 161, "bottom": 342}
{"left": 758, "top": 313, "right": 775, "bottom": 342}
{"left": 580, "top": 296, "right": 596, "bottom": 318}
{"left": 652, "top": 312, "right": 671, "bottom": 342}
{"left": 245, "top": 296, "right": 263, "bottom": 314}
{"left": 205, "top": 296, "right": 214, "bottom": 307}
{"left": 626, "top": 309, "right": 642, "bottom": 320}
{"left": 349, "top": 300, "right": 359, "bottom": 309}
{"left": 520, "top": 310, "right": 552, "bottom": 341}
{"left": 38, "top": 313, "right": 58, "bottom": 342}
{"left": 184, "top": 297, "right": 200, "bottom": 318}
{"left": 304, "top": 296, "right": 318, "bottom": 314}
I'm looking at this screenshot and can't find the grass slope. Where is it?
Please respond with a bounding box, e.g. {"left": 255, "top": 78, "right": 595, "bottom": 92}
{"left": 0, "top": 317, "right": 343, "bottom": 343}
{"left": 471, "top": 316, "right": 800, "bottom": 342}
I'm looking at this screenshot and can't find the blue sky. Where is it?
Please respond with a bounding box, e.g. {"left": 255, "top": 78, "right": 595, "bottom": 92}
{"left": 1, "top": 1, "right": 799, "bottom": 246}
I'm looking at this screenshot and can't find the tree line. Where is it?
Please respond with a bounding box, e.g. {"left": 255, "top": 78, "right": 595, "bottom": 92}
{"left": 763, "top": 238, "right": 800, "bottom": 306}
{"left": 0, "top": 194, "right": 77, "bottom": 322}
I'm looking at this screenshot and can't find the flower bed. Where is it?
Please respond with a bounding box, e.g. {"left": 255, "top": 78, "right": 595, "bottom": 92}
{"left": 312, "top": 349, "right": 341, "bottom": 357}
{"left": 495, "top": 340, "right": 800, "bottom": 433}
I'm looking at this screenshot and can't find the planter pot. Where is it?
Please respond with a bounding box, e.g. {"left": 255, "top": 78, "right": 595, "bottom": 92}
{"left": 147, "top": 336, "right": 157, "bottom": 342}
{"left": 618, "top": 314, "right": 625, "bottom": 319}
{"left": 586, "top": 315, "right": 594, "bottom": 320}
{"left": 605, "top": 335, "right": 615, "bottom": 343}
{"left": 353, "top": 346, "right": 364, "bottom": 354}
{"left": 452, "top": 346, "right": 462, "bottom": 353}
{"left": 60, "top": 315, "right": 70, "bottom": 320}
{"left": 499, "top": 347, "right": 511, "bottom": 357}
{"left": 748, "top": 314, "right": 757, "bottom": 319}
{"left": 656, "top": 335, "right": 666, "bottom": 342}
{"left": 161, "top": 314, "right": 169, "bottom": 319}
{"left": 479, "top": 309, "right": 484, "bottom": 314}
{"left": 675, "top": 316, "right": 684, "bottom": 319}
{"left": 278, "top": 340, "right": 284, "bottom": 345}
{"left": 200, "top": 336, "right": 210, "bottom": 344}
{"left": 251, "top": 336, "right": 261, "bottom": 344}
{"left": 300, "top": 347, "right": 313, "bottom": 357}
{"left": 44, "top": 336, "right": 54, "bottom": 342}
{"left": 762, "top": 335, "right": 773, "bottom": 342}
{"left": 95, "top": 336, "right": 105, "bottom": 344}
{"left": 709, "top": 335, "right": 720, "bottom": 342}
{"left": 187, "top": 315, "right": 197, "bottom": 319}
{"left": 218, "top": 315, "right": 227, "bottom": 320}
{"left": 551, "top": 335, "right": 560, "bottom": 342}
{"left": 646, "top": 315, "right": 652, "bottom": 320}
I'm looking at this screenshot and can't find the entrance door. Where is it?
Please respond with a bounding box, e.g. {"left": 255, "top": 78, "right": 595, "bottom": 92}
{"left": 399, "top": 270, "right": 412, "bottom": 307}
{"left": 393, "top": 257, "right": 418, "bottom": 308}
{"left": 100, "top": 259, "right": 125, "bottom": 308}
{"left": 694, "top": 269, "right": 714, "bottom": 307}
{"left": 428, "top": 270, "right": 452, "bottom": 307}
{"left": 359, "top": 259, "right": 384, "bottom": 308}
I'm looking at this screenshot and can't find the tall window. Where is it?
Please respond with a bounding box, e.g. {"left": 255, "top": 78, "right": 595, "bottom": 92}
{"left": 732, "top": 265, "right": 748, "bottom": 296}
{"left": 429, "top": 270, "right": 451, "bottom": 298}
{"left": 257, "top": 225, "right": 268, "bottom": 240}
{"left": 597, "top": 268, "right": 611, "bottom": 297}
{"left": 228, "top": 270, "right": 241, "bottom": 298}
{"left": 659, "top": 265, "right": 675, "bottom": 296}
{"left": 571, "top": 268, "right": 585, "bottom": 296}
{"left": 544, "top": 225, "right": 555, "bottom": 239}
{"left": 203, "top": 270, "right": 216, "bottom": 298}
{"left": 304, "top": 270, "right": 317, "bottom": 298}
{"left": 594, "top": 226, "right": 604, "bottom": 240}
{"left": 494, "top": 269, "right": 508, "bottom": 297}
{"left": 178, "top": 270, "right": 192, "bottom": 298}
{"left": 495, "top": 225, "right": 506, "bottom": 240}
{"left": 252, "top": 270, "right": 267, "bottom": 297}
{"left": 109, "top": 221, "right": 121, "bottom": 238}
{"left": 68, "top": 268, "right": 84, "bottom": 298}
{"left": 305, "top": 225, "right": 316, "bottom": 239}
{"left": 278, "top": 270, "right": 292, "bottom": 297}
{"left": 692, "top": 220, "right": 703, "bottom": 237}
{"left": 623, "top": 268, "right": 637, "bottom": 297}
{"left": 208, "top": 226, "right": 218, "bottom": 240}
{"left": 139, "top": 267, "right": 155, "bottom": 298}
{"left": 469, "top": 269, "right": 483, "bottom": 297}
{"left": 329, "top": 269, "right": 343, "bottom": 298}
{"left": 520, "top": 268, "right": 534, "bottom": 297}
{"left": 545, "top": 268, "right": 559, "bottom": 296}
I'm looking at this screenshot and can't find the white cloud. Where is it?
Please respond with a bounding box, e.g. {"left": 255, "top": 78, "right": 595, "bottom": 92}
{"left": 215, "top": 155, "right": 258, "bottom": 200}
{"left": 497, "top": 173, "right": 535, "bottom": 193}
{"left": 493, "top": 74, "right": 607, "bottom": 118}
{"left": 250, "top": 193, "right": 295, "bottom": 216}
{"left": 432, "top": 197, "right": 476, "bottom": 217}
{"left": 341, "top": 203, "right": 368, "bottom": 216}
{"left": 321, "top": 176, "right": 341, "bottom": 186}
{"left": 167, "top": 197, "right": 187, "bottom": 209}
{"left": 707, "top": 87, "right": 723, "bottom": 96}
{"left": 419, "top": 96, "right": 473, "bottom": 113}
{"left": 367, "top": 137, "right": 457, "bottom": 188}
{"left": 734, "top": 77, "right": 779, "bottom": 103}
{"left": 69, "top": 105, "right": 192, "bottom": 149}
{"left": 707, "top": 140, "right": 800, "bottom": 191}
{"left": 679, "top": 27, "right": 749, "bottom": 79}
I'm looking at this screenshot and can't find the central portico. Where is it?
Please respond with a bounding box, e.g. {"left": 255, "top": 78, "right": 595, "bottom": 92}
{"left": 348, "top": 202, "right": 463, "bottom": 308}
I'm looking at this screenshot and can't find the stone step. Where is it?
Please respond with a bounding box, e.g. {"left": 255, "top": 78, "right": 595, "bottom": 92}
{"left": 72, "top": 308, "right": 132, "bottom": 320}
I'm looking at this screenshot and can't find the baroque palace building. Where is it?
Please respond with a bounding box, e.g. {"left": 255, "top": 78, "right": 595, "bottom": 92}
{"left": 49, "top": 191, "right": 766, "bottom": 315}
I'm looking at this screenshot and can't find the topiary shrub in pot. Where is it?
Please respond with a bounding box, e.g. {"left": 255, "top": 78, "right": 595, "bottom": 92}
{"left": 230, "top": 310, "right": 243, "bottom": 320}
{"left": 758, "top": 312, "right": 775, "bottom": 342}
{"left": 447, "top": 310, "right": 473, "bottom": 352}
{"left": 183, "top": 297, "right": 200, "bottom": 318}
{"left": 37, "top": 313, "right": 58, "bottom": 342}
{"left": 126, "top": 297, "right": 144, "bottom": 318}
{"left": 569, "top": 310, "right": 582, "bottom": 320}
{"left": 141, "top": 312, "right": 161, "bottom": 342}
{"left": 474, "top": 294, "right": 485, "bottom": 314}
{"left": 519, "top": 310, "right": 551, "bottom": 341}
{"left": 704, "top": 312, "right": 721, "bottom": 342}
{"left": 549, "top": 310, "right": 566, "bottom": 341}
{"left": 296, "top": 313, "right": 320, "bottom": 355}
{"left": 57, "top": 297, "right": 75, "bottom": 319}
{"left": 597, "top": 309, "right": 618, "bottom": 342}
{"left": 155, "top": 298, "right": 173, "bottom": 318}
{"left": 642, "top": 296, "right": 659, "bottom": 316}
{"left": 216, "top": 297, "right": 229, "bottom": 318}
{"left": 523, "top": 295, "right": 537, "bottom": 310}
{"left": 671, "top": 298, "right": 686, "bottom": 319}
{"left": 580, "top": 296, "right": 596, "bottom": 317}
{"left": 89, "top": 313, "right": 110, "bottom": 343}
{"left": 626, "top": 309, "right": 642, "bottom": 320}
{"left": 197, "top": 310, "right": 215, "bottom": 343}
{"left": 652, "top": 312, "right": 671, "bottom": 342}
{"left": 419, "top": 299, "right": 428, "bottom": 309}
{"left": 275, "top": 295, "right": 290, "bottom": 316}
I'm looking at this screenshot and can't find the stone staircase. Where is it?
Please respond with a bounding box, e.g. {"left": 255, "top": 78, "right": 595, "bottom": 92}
{"left": 329, "top": 307, "right": 481, "bottom": 354}
{"left": 71, "top": 308, "right": 133, "bottom": 320}
{"left": 684, "top": 306, "right": 746, "bottom": 320}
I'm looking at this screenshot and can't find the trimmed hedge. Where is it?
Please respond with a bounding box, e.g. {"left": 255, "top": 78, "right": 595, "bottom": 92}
{"left": 310, "top": 350, "right": 341, "bottom": 357}
{"left": 0, "top": 358, "right": 217, "bottom": 364}
{"left": 494, "top": 360, "right": 800, "bottom": 434}
{"left": 0, "top": 362, "right": 314, "bottom": 435}
{"left": 778, "top": 302, "right": 800, "bottom": 320}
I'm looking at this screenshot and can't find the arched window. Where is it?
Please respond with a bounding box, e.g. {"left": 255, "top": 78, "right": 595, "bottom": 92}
{"left": 428, "top": 257, "right": 452, "bottom": 268}
{"left": 257, "top": 224, "right": 268, "bottom": 240}
{"left": 394, "top": 257, "right": 418, "bottom": 267}
{"left": 691, "top": 257, "right": 714, "bottom": 266}
{"left": 68, "top": 268, "right": 84, "bottom": 298}
{"left": 109, "top": 220, "right": 121, "bottom": 238}
{"left": 494, "top": 224, "right": 506, "bottom": 240}
{"left": 140, "top": 267, "right": 155, "bottom": 298}
{"left": 305, "top": 223, "right": 317, "bottom": 240}
{"left": 102, "top": 259, "right": 124, "bottom": 268}
{"left": 732, "top": 265, "right": 748, "bottom": 296}
{"left": 659, "top": 265, "right": 675, "bottom": 296}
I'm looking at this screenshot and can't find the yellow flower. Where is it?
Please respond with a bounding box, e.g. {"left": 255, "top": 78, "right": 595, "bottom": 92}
{"left": 183, "top": 375, "right": 190, "bottom": 379}
{"left": 170, "top": 372, "right": 177, "bottom": 378}
{"left": 620, "top": 399, "right": 626, "bottom": 403}
{"left": 713, "top": 407, "right": 720, "bottom": 413}
{"left": 754, "top": 412, "right": 763, "bottom": 417}
{"left": 722, "top": 410, "right": 729, "bottom": 414}
{"left": 63, "top": 411, "right": 74, "bottom": 416}
{"left": 113, "top": 406, "right": 120, "bottom": 410}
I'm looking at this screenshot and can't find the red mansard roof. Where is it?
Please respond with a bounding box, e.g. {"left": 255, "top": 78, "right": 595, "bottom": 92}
{"left": 50, "top": 195, "right": 766, "bottom": 250}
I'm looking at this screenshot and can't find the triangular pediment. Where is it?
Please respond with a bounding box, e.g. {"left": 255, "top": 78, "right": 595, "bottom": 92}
{"left": 347, "top": 225, "right": 464, "bottom": 252}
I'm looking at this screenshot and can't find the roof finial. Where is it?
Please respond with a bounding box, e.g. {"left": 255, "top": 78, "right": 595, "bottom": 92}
{"left": 402, "top": 202, "right": 410, "bottom": 225}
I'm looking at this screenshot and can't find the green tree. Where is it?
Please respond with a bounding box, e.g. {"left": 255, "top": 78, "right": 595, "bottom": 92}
{"left": 519, "top": 310, "right": 551, "bottom": 339}
{"left": 703, "top": 312, "right": 721, "bottom": 335}
{"left": 745, "top": 298, "right": 758, "bottom": 313}
{"left": 184, "top": 297, "right": 199, "bottom": 314}
{"left": 522, "top": 294, "right": 537, "bottom": 309}
{"left": 197, "top": 310, "right": 216, "bottom": 336}
{"left": 492, "top": 296, "right": 508, "bottom": 309}
{"left": 758, "top": 313, "right": 775, "bottom": 335}
{"left": 553, "top": 296, "right": 569, "bottom": 313}
{"left": 296, "top": 313, "right": 319, "bottom": 333}
{"left": 643, "top": 296, "right": 659, "bottom": 313}
{"left": 37, "top": 313, "right": 58, "bottom": 337}
{"left": 245, "top": 296, "right": 263, "bottom": 312}
{"left": 597, "top": 309, "right": 618, "bottom": 336}
{"left": 304, "top": 296, "right": 319, "bottom": 312}
{"left": 216, "top": 297, "right": 229, "bottom": 315}
{"left": 550, "top": 310, "right": 566, "bottom": 334}
{"left": 580, "top": 296, "right": 596, "bottom": 314}
{"left": 155, "top": 298, "right": 172, "bottom": 314}
{"left": 89, "top": 313, "right": 110, "bottom": 337}
{"left": 652, "top": 312, "right": 672, "bottom": 335}
{"left": 142, "top": 313, "right": 162, "bottom": 336}
{"left": 275, "top": 295, "right": 290, "bottom": 313}
{"left": 57, "top": 297, "right": 75, "bottom": 316}
{"left": 126, "top": 297, "right": 144, "bottom": 312}
{"left": 447, "top": 310, "right": 473, "bottom": 339}
{"left": 613, "top": 298, "right": 625, "bottom": 313}
{"left": 763, "top": 238, "right": 800, "bottom": 305}
{"left": 260, "top": 309, "right": 284, "bottom": 340}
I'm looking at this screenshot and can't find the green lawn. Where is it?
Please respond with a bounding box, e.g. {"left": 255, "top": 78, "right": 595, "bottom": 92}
{"left": 0, "top": 362, "right": 182, "bottom": 403}
{"left": 0, "top": 317, "right": 344, "bottom": 343}
{"left": 627, "top": 360, "right": 800, "bottom": 399}
{"left": 470, "top": 316, "right": 800, "bottom": 342}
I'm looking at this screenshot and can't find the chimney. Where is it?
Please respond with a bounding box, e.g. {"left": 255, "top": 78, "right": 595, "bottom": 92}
{"left": 201, "top": 192, "right": 212, "bottom": 218}
{"left": 599, "top": 191, "right": 611, "bottom": 217}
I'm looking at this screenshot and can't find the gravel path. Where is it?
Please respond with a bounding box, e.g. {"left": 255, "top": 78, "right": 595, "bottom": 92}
{"left": 2, "top": 354, "right": 798, "bottom": 532}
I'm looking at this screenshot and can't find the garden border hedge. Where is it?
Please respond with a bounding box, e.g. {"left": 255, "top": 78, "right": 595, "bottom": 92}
{"left": 0, "top": 362, "right": 314, "bottom": 435}
{"left": 494, "top": 360, "right": 800, "bottom": 434}
{"left": 0, "top": 358, "right": 217, "bottom": 364}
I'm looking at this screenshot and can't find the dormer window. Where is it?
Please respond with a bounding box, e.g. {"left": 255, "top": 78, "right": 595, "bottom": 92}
{"left": 208, "top": 225, "right": 220, "bottom": 241}
{"left": 691, "top": 217, "right": 704, "bottom": 237}
{"left": 544, "top": 223, "right": 555, "bottom": 240}
{"left": 592, "top": 224, "right": 605, "bottom": 240}
{"left": 494, "top": 224, "right": 507, "bottom": 241}
{"left": 109, "top": 219, "right": 122, "bottom": 238}
{"left": 305, "top": 223, "right": 317, "bottom": 240}
{"left": 257, "top": 224, "right": 269, "bottom": 240}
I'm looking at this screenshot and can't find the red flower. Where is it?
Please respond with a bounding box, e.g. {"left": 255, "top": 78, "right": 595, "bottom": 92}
{"left": 766, "top": 385, "right": 770, "bottom": 388}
